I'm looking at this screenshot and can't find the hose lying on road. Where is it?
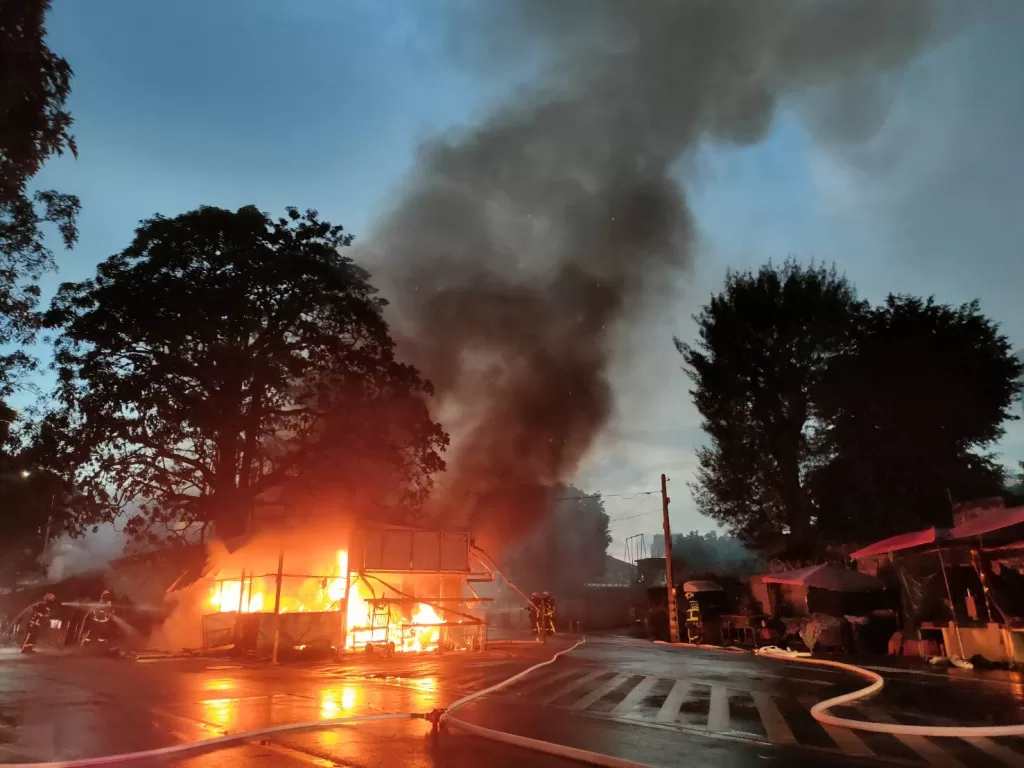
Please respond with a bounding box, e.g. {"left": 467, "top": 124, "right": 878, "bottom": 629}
{"left": 4, "top": 635, "right": 662, "bottom": 768}
{"left": 440, "top": 635, "right": 661, "bottom": 768}
{"left": 752, "top": 643, "right": 1024, "bottom": 738}
{"left": 0, "top": 713, "right": 425, "bottom": 768}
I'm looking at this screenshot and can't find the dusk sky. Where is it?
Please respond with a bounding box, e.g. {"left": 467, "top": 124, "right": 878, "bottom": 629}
{"left": 27, "top": 0, "right": 1024, "bottom": 559}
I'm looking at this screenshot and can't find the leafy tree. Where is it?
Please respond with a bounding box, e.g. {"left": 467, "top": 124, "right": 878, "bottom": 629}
{"left": 45, "top": 205, "right": 448, "bottom": 543}
{"left": 676, "top": 261, "right": 862, "bottom": 557}
{"left": 811, "top": 296, "right": 1024, "bottom": 539}
{"left": 1, "top": 0, "right": 80, "bottom": 397}
{"left": 503, "top": 484, "right": 612, "bottom": 595}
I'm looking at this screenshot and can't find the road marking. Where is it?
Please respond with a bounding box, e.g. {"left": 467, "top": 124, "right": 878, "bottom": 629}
{"left": 862, "top": 707, "right": 966, "bottom": 768}
{"left": 707, "top": 685, "right": 729, "bottom": 732}
{"left": 516, "top": 667, "right": 580, "bottom": 696}
{"left": 609, "top": 676, "right": 659, "bottom": 718}
{"left": 797, "top": 695, "right": 872, "bottom": 756}
{"left": 964, "top": 737, "right": 1024, "bottom": 767}
{"left": 655, "top": 680, "right": 690, "bottom": 723}
{"left": 572, "top": 673, "right": 632, "bottom": 711}
{"left": 753, "top": 691, "right": 796, "bottom": 745}
{"left": 541, "top": 670, "right": 606, "bottom": 705}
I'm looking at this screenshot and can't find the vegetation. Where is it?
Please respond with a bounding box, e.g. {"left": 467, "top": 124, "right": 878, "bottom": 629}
{"left": 43, "top": 205, "right": 448, "bottom": 544}
{"left": 679, "top": 261, "right": 1023, "bottom": 558}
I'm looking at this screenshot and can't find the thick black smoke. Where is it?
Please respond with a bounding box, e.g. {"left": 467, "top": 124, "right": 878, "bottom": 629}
{"left": 365, "top": 1, "right": 935, "bottom": 544}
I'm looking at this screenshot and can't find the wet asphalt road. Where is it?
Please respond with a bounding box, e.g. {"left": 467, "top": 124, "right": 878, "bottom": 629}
{"left": 1, "top": 635, "right": 1024, "bottom": 767}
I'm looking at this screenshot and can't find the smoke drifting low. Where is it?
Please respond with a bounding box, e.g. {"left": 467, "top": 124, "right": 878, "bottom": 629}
{"left": 365, "top": 1, "right": 935, "bottom": 543}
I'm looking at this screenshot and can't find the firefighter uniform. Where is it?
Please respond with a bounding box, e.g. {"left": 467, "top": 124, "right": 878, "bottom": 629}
{"left": 541, "top": 591, "right": 556, "bottom": 635}
{"left": 82, "top": 590, "right": 113, "bottom": 646}
{"left": 21, "top": 594, "right": 56, "bottom": 653}
{"left": 528, "top": 592, "right": 543, "bottom": 635}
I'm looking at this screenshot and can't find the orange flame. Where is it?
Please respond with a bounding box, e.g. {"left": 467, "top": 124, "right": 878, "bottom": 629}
{"left": 206, "top": 549, "right": 451, "bottom": 653}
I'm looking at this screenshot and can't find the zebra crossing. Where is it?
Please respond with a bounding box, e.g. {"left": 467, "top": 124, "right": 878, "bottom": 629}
{"left": 485, "top": 664, "right": 1024, "bottom": 767}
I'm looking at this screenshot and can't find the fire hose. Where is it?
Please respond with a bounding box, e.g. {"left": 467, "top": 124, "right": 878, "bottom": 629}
{"left": 9, "top": 638, "right": 1024, "bottom": 768}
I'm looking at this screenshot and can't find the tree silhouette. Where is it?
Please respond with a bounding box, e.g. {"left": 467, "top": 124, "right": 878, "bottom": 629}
{"left": 1, "top": 0, "right": 80, "bottom": 398}
{"left": 45, "top": 205, "right": 447, "bottom": 543}
{"left": 811, "top": 296, "right": 1023, "bottom": 539}
{"left": 676, "top": 260, "right": 862, "bottom": 557}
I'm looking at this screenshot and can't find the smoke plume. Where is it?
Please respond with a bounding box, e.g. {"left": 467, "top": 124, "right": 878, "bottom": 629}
{"left": 364, "top": 0, "right": 935, "bottom": 543}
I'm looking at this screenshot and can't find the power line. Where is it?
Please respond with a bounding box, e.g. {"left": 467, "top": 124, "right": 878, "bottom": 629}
{"left": 553, "top": 490, "right": 658, "bottom": 501}
{"left": 610, "top": 507, "right": 661, "bottom": 523}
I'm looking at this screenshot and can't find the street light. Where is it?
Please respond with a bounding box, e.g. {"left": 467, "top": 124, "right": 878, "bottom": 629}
{"left": 20, "top": 469, "right": 30, "bottom": 479}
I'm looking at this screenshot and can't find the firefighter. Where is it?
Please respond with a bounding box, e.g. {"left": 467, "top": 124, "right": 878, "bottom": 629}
{"left": 541, "top": 591, "right": 556, "bottom": 635}
{"left": 528, "top": 592, "right": 543, "bottom": 636}
{"left": 21, "top": 593, "right": 56, "bottom": 654}
{"left": 81, "top": 589, "right": 114, "bottom": 647}
{"left": 684, "top": 590, "right": 702, "bottom": 644}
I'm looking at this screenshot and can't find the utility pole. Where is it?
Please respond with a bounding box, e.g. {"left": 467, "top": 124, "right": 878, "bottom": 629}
{"left": 271, "top": 549, "right": 285, "bottom": 664}
{"left": 661, "top": 474, "right": 680, "bottom": 644}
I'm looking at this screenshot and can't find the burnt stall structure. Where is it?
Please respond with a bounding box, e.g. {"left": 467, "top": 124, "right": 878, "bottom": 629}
{"left": 198, "top": 526, "right": 493, "bottom": 658}
{"left": 345, "top": 527, "right": 492, "bottom": 654}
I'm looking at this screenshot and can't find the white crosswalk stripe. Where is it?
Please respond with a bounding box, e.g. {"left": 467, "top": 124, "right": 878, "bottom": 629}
{"left": 609, "top": 675, "right": 658, "bottom": 718}
{"left": 965, "top": 737, "right": 1024, "bottom": 767}
{"left": 753, "top": 691, "right": 796, "bottom": 745}
{"left": 797, "top": 694, "right": 873, "bottom": 757}
{"left": 707, "top": 685, "right": 729, "bottom": 732}
{"left": 490, "top": 665, "right": 1024, "bottom": 766}
{"left": 655, "top": 679, "right": 690, "bottom": 724}
{"left": 571, "top": 673, "right": 632, "bottom": 710}
{"left": 862, "top": 707, "right": 968, "bottom": 768}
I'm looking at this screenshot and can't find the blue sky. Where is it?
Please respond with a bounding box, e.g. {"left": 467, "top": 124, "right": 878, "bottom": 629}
{"left": 26, "top": 1, "right": 1024, "bottom": 558}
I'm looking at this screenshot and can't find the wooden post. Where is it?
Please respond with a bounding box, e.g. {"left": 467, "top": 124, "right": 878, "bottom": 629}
{"left": 271, "top": 549, "right": 284, "bottom": 664}
{"left": 662, "top": 474, "right": 680, "bottom": 644}
{"left": 234, "top": 569, "right": 245, "bottom": 648}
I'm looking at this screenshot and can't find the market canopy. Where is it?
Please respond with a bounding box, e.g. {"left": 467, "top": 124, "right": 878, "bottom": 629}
{"left": 849, "top": 528, "right": 944, "bottom": 560}
{"left": 759, "top": 564, "right": 885, "bottom": 592}
{"left": 950, "top": 506, "right": 1024, "bottom": 540}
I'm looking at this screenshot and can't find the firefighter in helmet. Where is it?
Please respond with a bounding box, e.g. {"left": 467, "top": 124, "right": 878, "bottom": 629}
{"left": 21, "top": 593, "right": 56, "bottom": 653}
{"left": 81, "top": 589, "right": 114, "bottom": 647}
{"left": 528, "top": 592, "right": 543, "bottom": 636}
{"left": 541, "top": 591, "right": 556, "bottom": 635}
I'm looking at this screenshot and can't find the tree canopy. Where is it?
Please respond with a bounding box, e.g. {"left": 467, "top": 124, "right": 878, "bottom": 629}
{"left": 678, "top": 262, "right": 1023, "bottom": 557}
{"left": 676, "top": 261, "right": 862, "bottom": 556}
{"left": 45, "top": 205, "right": 448, "bottom": 543}
{"left": 1, "top": 0, "right": 79, "bottom": 398}
{"left": 811, "top": 296, "right": 1024, "bottom": 541}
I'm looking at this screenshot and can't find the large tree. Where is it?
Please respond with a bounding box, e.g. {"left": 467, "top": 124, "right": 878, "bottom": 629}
{"left": 1, "top": 0, "right": 80, "bottom": 397}
{"left": 45, "top": 205, "right": 448, "bottom": 543}
{"left": 676, "top": 261, "right": 862, "bottom": 557}
{"left": 811, "top": 296, "right": 1023, "bottom": 540}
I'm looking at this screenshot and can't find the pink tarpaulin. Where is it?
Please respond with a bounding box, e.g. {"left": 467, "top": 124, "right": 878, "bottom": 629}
{"left": 849, "top": 528, "right": 942, "bottom": 560}
{"left": 951, "top": 506, "right": 1024, "bottom": 539}
{"left": 759, "top": 564, "right": 885, "bottom": 592}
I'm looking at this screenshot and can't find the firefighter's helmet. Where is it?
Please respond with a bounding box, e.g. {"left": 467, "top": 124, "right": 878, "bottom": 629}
{"left": 43, "top": 593, "right": 55, "bottom": 602}
{"left": 101, "top": 590, "right": 111, "bottom": 599}
{"left": 542, "top": 591, "right": 551, "bottom": 597}
{"left": 531, "top": 592, "right": 540, "bottom": 599}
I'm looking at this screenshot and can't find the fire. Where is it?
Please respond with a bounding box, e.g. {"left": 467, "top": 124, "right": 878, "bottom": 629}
{"left": 404, "top": 603, "right": 442, "bottom": 653}
{"left": 204, "top": 548, "right": 456, "bottom": 654}
{"left": 207, "top": 550, "right": 347, "bottom": 615}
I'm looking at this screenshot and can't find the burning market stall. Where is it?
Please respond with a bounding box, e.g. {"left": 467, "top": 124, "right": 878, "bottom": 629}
{"left": 193, "top": 525, "right": 490, "bottom": 659}
{"left": 345, "top": 526, "right": 489, "bottom": 654}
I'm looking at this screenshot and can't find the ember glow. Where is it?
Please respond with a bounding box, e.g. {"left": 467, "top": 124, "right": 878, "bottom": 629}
{"left": 205, "top": 548, "right": 453, "bottom": 653}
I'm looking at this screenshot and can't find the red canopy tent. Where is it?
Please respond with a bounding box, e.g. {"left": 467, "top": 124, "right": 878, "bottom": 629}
{"left": 760, "top": 564, "right": 885, "bottom": 592}
{"left": 850, "top": 528, "right": 944, "bottom": 560}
